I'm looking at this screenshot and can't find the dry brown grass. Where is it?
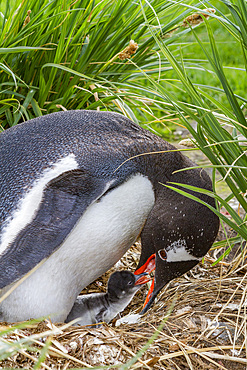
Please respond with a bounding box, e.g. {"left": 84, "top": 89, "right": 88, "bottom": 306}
{"left": 1, "top": 237, "right": 247, "bottom": 369}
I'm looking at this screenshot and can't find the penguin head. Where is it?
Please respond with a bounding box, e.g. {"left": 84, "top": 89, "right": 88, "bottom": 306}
{"left": 135, "top": 251, "right": 199, "bottom": 313}
{"left": 136, "top": 192, "right": 220, "bottom": 314}
{"left": 107, "top": 271, "right": 150, "bottom": 299}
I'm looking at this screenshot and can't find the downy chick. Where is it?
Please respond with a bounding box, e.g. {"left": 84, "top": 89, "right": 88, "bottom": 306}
{"left": 65, "top": 271, "right": 149, "bottom": 326}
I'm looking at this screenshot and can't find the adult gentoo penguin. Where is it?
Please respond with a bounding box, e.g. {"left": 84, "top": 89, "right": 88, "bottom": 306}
{"left": 65, "top": 271, "right": 150, "bottom": 326}
{"left": 0, "top": 110, "right": 219, "bottom": 322}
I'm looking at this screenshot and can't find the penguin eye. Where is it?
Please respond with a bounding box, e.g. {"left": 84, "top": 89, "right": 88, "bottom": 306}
{"left": 158, "top": 249, "right": 167, "bottom": 261}
{"left": 128, "top": 281, "right": 133, "bottom": 285}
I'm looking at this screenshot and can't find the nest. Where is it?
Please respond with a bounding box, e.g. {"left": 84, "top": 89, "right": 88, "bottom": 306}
{"left": 1, "top": 236, "right": 247, "bottom": 369}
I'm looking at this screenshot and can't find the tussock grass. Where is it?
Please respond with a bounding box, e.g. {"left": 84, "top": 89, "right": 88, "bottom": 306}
{"left": 0, "top": 0, "right": 199, "bottom": 129}
{"left": 135, "top": 0, "right": 247, "bottom": 264}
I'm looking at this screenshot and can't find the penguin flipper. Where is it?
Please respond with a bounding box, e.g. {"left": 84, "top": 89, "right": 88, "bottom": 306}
{"left": 0, "top": 169, "right": 115, "bottom": 289}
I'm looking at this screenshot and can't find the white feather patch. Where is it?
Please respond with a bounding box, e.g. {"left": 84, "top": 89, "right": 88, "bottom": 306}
{"left": 166, "top": 239, "right": 199, "bottom": 262}
{"left": 0, "top": 154, "right": 78, "bottom": 256}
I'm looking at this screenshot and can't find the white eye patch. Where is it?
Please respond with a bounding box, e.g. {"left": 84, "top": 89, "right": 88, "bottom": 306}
{"left": 159, "top": 239, "right": 199, "bottom": 262}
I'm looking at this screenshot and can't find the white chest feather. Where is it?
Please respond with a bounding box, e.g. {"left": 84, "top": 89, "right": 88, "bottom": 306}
{"left": 0, "top": 174, "right": 154, "bottom": 322}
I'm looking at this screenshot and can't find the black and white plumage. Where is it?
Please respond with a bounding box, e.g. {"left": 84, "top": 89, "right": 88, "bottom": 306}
{"left": 0, "top": 110, "right": 219, "bottom": 322}
{"left": 65, "top": 271, "right": 148, "bottom": 326}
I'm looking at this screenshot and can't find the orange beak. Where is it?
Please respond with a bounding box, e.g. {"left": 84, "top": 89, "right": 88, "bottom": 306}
{"left": 135, "top": 253, "right": 156, "bottom": 274}
{"left": 134, "top": 254, "right": 156, "bottom": 311}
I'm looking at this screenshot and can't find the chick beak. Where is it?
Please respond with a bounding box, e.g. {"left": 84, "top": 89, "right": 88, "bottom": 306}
{"left": 134, "top": 272, "right": 151, "bottom": 286}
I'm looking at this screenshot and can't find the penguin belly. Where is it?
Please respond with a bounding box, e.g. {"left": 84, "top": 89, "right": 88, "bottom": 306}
{"left": 0, "top": 174, "right": 154, "bottom": 322}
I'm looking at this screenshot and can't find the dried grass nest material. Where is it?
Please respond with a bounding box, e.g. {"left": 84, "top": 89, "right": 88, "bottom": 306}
{"left": 1, "top": 240, "right": 247, "bottom": 369}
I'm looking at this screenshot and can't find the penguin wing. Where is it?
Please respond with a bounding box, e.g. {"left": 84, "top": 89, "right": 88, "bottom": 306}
{"left": 0, "top": 169, "right": 115, "bottom": 289}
